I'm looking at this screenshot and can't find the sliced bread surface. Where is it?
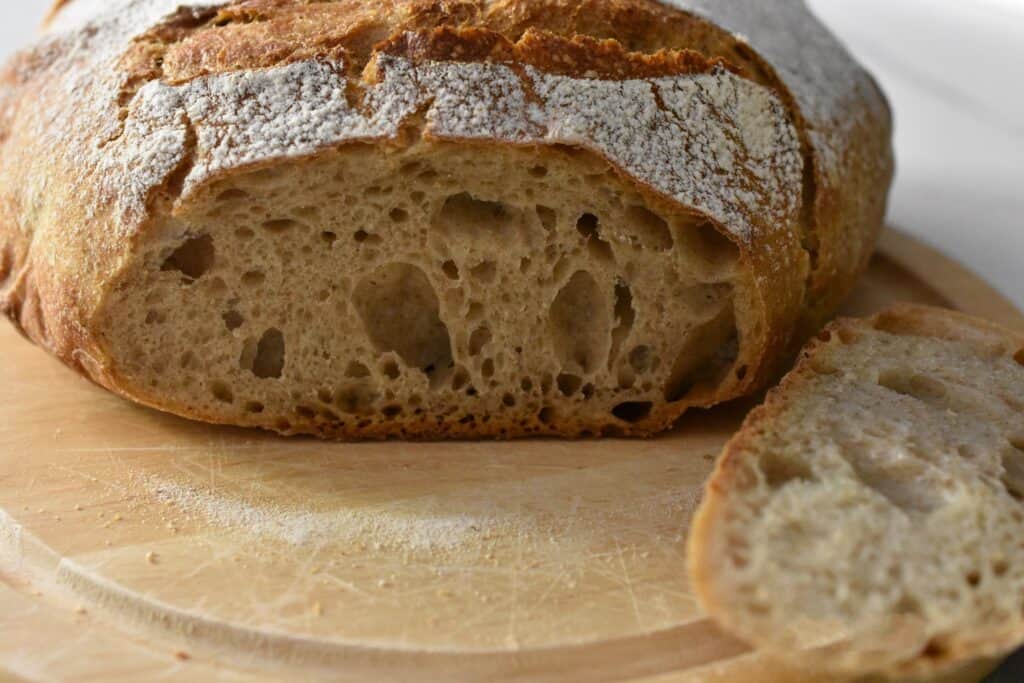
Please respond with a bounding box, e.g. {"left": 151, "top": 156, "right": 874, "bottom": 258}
{"left": 689, "top": 304, "right": 1024, "bottom": 677}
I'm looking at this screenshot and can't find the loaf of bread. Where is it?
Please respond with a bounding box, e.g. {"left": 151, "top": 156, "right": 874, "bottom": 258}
{"left": 0, "top": 0, "right": 892, "bottom": 438}
{"left": 689, "top": 305, "right": 1024, "bottom": 677}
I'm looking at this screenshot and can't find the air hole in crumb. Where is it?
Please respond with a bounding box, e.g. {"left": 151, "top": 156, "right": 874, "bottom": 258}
{"left": 335, "top": 385, "right": 376, "bottom": 415}
{"left": 557, "top": 373, "right": 582, "bottom": 397}
{"left": 535, "top": 206, "right": 556, "bottom": 231}
{"left": 1002, "top": 442, "right": 1024, "bottom": 502}
{"left": 469, "top": 327, "right": 492, "bottom": 356}
{"left": 736, "top": 365, "right": 748, "bottom": 381}
{"left": 521, "top": 378, "right": 533, "bottom": 392}
{"left": 345, "top": 361, "right": 371, "bottom": 378}
{"left": 223, "top": 310, "right": 244, "bottom": 330}
{"left": 435, "top": 193, "right": 521, "bottom": 243}
{"left": 275, "top": 418, "right": 292, "bottom": 431}
{"left": 249, "top": 329, "right": 285, "bottom": 379}
{"left": 1015, "top": 348, "right": 1024, "bottom": 366}
{"left": 382, "top": 405, "right": 402, "bottom": 418}
{"left": 411, "top": 191, "right": 426, "bottom": 203}
{"left": 482, "top": 359, "right": 495, "bottom": 378}
{"left": 664, "top": 307, "right": 737, "bottom": 402}
{"left": 245, "top": 401, "right": 264, "bottom": 413}
{"left": 966, "top": 571, "right": 981, "bottom": 587}
{"left": 994, "top": 560, "right": 1009, "bottom": 576}
{"left": 502, "top": 393, "right": 516, "bottom": 407}
{"left": 210, "top": 381, "right": 234, "bottom": 404}
{"left": 467, "top": 302, "right": 484, "bottom": 323}
{"left": 470, "top": 261, "right": 497, "bottom": 284}
{"left": 609, "top": 281, "right": 635, "bottom": 364}
{"left": 216, "top": 188, "right": 248, "bottom": 201}
{"left": 540, "top": 373, "right": 554, "bottom": 395}
{"left": 242, "top": 271, "right": 265, "bottom": 287}
{"left": 296, "top": 405, "right": 316, "bottom": 419}
{"left": 877, "top": 371, "right": 950, "bottom": 409}
{"left": 317, "top": 388, "right": 333, "bottom": 404}
{"left": 161, "top": 234, "right": 214, "bottom": 280}
{"left": 263, "top": 218, "right": 298, "bottom": 233}
{"left": 629, "top": 346, "right": 654, "bottom": 373}
{"left": 529, "top": 165, "right": 548, "bottom": 178}
{"left": 353, "top": 263, "right": 454, "bottom": 379}
{"left": 848, "top": 456, "right": 945, "bottom": 514}
{"left": 549, "top": 271, "right": 611, "bottom": 374}
{"left": 355, "top": 230, "right": 382, "bottom": 245}
{"left": 538, "top": 407, "right": 555, "bottom": 424}
{"left": 760, "top": 452, "right": 815, "bottom": 488}
{"left": 520, "top": 257, "right": 531, "bottom": 273}
{"left": 625, "top": 206, "right": 673, "bottom": 250}
{"left": 145, "top": 310, "right": 165, "bottom": 325}
{"left": 452, "top": 368, "right": 470, "bottom": 391}
{"left": 921, "top": 640, "right": 948, "bottom": 661}
{"left": 321, "top": 231, "right": 338, "bottom": 244}
{"left": 612, "top": 401, "right": 652, "bottom": 423}
{"left": 235, "top": 227, "right": 254, "bottom": 240}
{"left": 582, "top": 383, "right": 595, "bottom": 399}
{"left": 381, "top": 360, "right": 401, "bottom": 380}
{"left": 390, "top": 208, "right": 409, "bottom": 223}
{"left": 681, "top": 218, "right": 739, "bottom": 276}
{"left": 576, "top": 213, "right": 599, "bottom": 239}
{"left": 442, "top": 260, "right": 460, "bottom": 280}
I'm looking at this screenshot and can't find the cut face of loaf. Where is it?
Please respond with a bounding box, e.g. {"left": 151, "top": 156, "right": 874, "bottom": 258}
{"left": 689, "top": 305, "right": 1024, "bottom": 677}
{"left": 98, "top": 142, "right": 752, "bottom": 438}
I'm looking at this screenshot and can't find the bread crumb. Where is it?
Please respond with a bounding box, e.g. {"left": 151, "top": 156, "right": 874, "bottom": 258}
{"left": 146, "top": 552, "right": 159, "bottom": 565}
{"left": 311, "top": 602, "right": 323, "bottom": 617}
{"left": 174, "top": 651, "right": 190, "bottom": 661}
{"left": 74, "top": 606, "right": 87, "bottom": 615}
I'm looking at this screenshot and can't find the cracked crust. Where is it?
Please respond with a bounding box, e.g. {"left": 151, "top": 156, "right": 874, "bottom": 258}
{"left": 0, "top": 0, "right": 891, "bottom": 439}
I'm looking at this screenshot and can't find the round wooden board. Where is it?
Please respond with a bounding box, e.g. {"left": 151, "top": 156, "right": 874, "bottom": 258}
{"left": 0, "top": 230, "right": 1020, "bottom": 683}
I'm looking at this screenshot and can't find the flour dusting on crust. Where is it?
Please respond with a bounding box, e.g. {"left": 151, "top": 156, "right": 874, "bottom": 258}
{"left": 118, "top": 54, "right": 800, "bottom": 242}
{"left": 662, "top": 0, "right": 889, "bottom": 192}
{"left": 30, "top": 0, "right": 804, "bottom": 245}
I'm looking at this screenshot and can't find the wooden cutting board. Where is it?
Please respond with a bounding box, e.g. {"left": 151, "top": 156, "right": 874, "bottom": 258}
{"left": 0, "top": 230, "right": 1019, "bottom": 683}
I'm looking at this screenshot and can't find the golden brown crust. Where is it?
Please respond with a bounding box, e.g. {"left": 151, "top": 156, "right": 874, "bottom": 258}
{"left": 376, "top": 26, "right": 736, "bottom": 79}
{"left": 689, "top": 304, "right": 1024, "bottom": 676}
{"left": 0, "top": 0, "right": 891, "bottom": 439}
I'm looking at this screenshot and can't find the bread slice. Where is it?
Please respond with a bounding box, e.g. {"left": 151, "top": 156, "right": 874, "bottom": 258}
{"left": 689, "top": 304, "right": 1024, "bottom": 678}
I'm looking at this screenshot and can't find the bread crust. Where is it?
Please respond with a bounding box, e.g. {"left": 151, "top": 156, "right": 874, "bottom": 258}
{"left": 689, "top": 304, "right": 1024, "bottom": 677}
{"left": 0, "top": 0, "right": 892, "bottom": 439}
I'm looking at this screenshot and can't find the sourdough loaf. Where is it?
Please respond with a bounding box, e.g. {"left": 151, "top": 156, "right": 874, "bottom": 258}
{"left": 689, "top": 305, "right": 1024, "bottom": 677}
{"left": 0, "top": 1, "right": 892, "bottom": 438}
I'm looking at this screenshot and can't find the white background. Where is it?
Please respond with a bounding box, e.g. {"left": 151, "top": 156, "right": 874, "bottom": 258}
{"left": 2, "top": 2, "right": 1022, "bottom": 307}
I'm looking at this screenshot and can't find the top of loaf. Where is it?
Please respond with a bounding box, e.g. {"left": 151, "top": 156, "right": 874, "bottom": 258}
{"left": 1, "top": 0, "right": 885, "bottom": 275}
{"left": 10, "top": 0, "right": 850, "bottom": 242}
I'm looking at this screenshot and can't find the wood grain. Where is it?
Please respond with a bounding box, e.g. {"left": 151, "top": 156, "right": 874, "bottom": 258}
{"left": 0, "top": 230, "right": 1017, "bottom": 683}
